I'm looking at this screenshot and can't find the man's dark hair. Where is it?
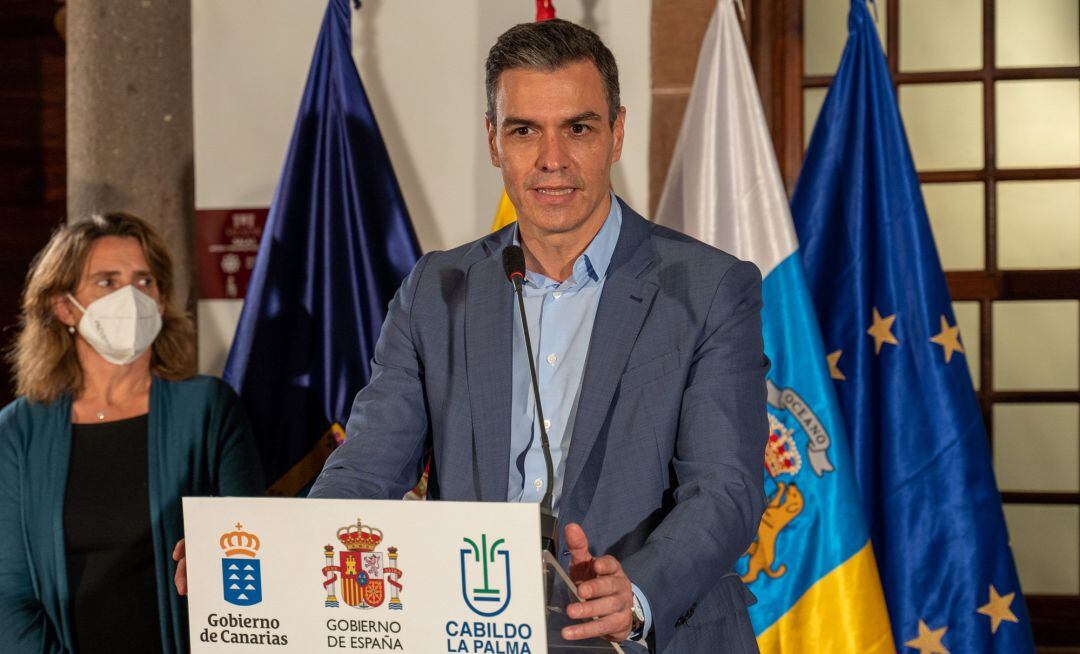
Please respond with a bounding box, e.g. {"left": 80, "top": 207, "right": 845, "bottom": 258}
{"left": 485, "top": 18, "right": 621, "bottom": 126}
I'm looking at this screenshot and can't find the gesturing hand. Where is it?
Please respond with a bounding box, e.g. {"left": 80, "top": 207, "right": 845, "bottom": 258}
{"left": 561, "top": 522, "right": 635, "bottom": 643}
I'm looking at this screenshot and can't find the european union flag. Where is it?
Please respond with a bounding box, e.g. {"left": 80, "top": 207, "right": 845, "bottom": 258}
{"left": 791, "top": 2, "right": 1035, "bottom": 651}
{"left": 224, "top": 0, "right": 420, "bottom": 493}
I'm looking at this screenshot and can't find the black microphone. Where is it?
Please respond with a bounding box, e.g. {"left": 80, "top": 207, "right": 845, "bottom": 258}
{"left": 502, "top": 245, "right": 557, "bottom": 555}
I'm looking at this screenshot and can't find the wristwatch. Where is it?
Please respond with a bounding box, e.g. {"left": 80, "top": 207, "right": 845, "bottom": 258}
{"left": 629, "top": 594, "right": 646, "bottom": 639}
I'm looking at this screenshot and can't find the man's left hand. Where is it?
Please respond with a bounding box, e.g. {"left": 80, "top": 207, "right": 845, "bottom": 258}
{"left": 561, "top": 522, "right": 635, "bottom": 643}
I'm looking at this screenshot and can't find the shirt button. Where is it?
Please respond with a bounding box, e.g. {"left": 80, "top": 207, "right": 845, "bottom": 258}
{"left": 552, "top": 291, "right": 562, "bottom": 299}
{"left": 543, "top": 419, "right": 551, "bottom": 430}
{"left": 534, "top": 478, "right": 544, "bottom": 490}
{"left": 546, "top": 353, "right": 557, "bottom": 365}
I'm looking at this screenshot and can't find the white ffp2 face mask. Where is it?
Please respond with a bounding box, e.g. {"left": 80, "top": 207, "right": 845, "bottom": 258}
{"left": 67, "top": 285, "right": 163, "bottom": 366}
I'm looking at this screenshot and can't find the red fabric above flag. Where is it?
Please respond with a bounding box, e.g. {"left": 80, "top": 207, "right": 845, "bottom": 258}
{"left": 536, "top": 0, "right": 555, "bottom": 21}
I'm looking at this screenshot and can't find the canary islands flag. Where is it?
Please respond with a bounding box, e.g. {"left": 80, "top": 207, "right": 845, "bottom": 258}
{"left": 791, "top": 1, "right": 1035, "bottom": 651}
{"left": 655, "top": 1, "right": 893, "bottom": 651}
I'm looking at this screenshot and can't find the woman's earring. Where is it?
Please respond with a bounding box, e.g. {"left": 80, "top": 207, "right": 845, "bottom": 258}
{"left": 67, "top": 325, "right": 75, "bottom": 334}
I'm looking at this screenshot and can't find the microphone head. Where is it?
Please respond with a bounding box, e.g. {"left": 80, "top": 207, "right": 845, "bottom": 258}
{"left": 502, "top": 245, "right": 526, "bottom": 282}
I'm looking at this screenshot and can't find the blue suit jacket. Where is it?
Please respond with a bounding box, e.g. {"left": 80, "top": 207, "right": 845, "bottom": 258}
{"left": 310, "top": 200, "right": 768, "bottom": 653}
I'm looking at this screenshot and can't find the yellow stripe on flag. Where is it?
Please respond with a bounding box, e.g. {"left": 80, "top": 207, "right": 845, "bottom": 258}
{"left": 757, "top": 541, "right": 895, "bottom": 653}
{"left": 492, "top": 189, "right": 518, "bottom": 231}
{"left": 265, "top": 423, "right": 345, "bottom": 497}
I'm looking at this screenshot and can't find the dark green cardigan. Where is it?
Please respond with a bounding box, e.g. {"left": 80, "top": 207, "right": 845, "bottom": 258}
{"left": 0, "top": 375, "right": 264, "bottom": 653}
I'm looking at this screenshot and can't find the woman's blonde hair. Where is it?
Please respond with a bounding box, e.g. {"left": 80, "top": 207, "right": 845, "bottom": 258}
{"left": 9, "top": 213, "right": 196, "bottom": 403}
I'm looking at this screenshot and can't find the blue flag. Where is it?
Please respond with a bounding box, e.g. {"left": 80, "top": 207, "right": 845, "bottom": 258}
{"left": 791, "top": 2, "right": 1035, "bottom": 651}
{"left": 224, "top": 0, "right": 421, "bottom": 493}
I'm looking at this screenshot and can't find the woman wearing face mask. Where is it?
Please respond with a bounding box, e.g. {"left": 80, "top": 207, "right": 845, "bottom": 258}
{"left": 0, "top": 213, "right": 264, "bottom": 653}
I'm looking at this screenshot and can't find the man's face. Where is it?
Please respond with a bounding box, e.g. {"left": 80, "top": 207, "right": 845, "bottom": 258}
{"left": 487, "top": 59, "right": 625, "bottom": 237}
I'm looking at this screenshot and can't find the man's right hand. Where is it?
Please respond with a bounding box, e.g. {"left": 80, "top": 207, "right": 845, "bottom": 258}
{"left": 172, "top": 539, "right": 188, "bottom": 595}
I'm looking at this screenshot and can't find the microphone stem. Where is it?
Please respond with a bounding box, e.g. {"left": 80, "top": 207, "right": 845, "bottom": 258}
{"left": 512, "top": 277, "right": 557, "bottom": 553}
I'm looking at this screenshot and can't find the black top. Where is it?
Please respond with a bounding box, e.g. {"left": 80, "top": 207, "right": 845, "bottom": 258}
{"left": 64, "top": 414, "right": 163, "bottom": 654}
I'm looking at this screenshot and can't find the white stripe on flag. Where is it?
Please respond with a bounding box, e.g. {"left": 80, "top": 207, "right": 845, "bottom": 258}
{"left": 654, "top": 0, "right": 797, "bottom": 277}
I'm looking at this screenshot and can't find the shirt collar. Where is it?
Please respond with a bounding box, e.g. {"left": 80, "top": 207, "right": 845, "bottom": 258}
{"left": 512, "top": 192, "right": 622, "bottom": 287}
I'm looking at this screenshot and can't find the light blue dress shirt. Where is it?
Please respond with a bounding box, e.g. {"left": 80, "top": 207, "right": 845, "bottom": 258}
{"left": 507, "top": 193, "right": 652, "bottom": 641}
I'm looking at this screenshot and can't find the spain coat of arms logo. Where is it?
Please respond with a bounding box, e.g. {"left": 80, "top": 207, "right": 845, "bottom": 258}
{"left": 220, "top": 523, "right": 262, "bottom": 606}
{"left": 321, "top": 518, "right": 404, "bottom": 610}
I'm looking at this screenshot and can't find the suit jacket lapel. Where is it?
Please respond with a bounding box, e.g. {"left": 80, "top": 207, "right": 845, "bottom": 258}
{"left": 465, "top": 236, "right": 514, "bottom": 501}
{"left": 561, "top": 206, "right": 658, "bottom": 510}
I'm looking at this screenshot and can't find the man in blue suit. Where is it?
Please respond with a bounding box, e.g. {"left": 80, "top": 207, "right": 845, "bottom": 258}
{"left": 309, "top": 19, "right": 768, "bottom": 653}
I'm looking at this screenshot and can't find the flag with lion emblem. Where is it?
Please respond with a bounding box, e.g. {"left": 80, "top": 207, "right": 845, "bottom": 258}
{"left": 655, "top": 1, "right": 893, "bottom": 651}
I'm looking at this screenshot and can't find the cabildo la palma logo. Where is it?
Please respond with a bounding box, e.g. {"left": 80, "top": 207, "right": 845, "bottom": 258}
{"left": 221, "top": 523, "right": 262, "bottom": 606}
{"left": 461, "top": 534, "right": 511, "bottom": 617}
{"left": 446, "top": 534, "right": 535, "bottom": 653}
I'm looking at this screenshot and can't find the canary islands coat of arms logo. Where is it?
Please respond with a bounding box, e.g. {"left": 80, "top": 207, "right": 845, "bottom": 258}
{"left": 321, "top": 518, "right": 404, "bottom": 610}
{"left": 220, "top": 523, "right": 262, "bottom": 606}
{"left": 740, "top": 415, "right": 807, "bottom": 584}
{"left": 739, "top": 380, "right": 835, "bottom": 585}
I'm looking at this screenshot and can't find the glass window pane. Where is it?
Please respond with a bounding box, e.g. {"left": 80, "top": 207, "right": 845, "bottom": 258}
{"left": 994, "top": 404, "right": 1080, "bottom": 492}
{"left": 1003, "top": 504, "right": 1079, "bottom": 595}
{"left": 998, "top": 180, "right": 1080, "bottom": 270}
{"left": 953, "top": 301, "right": 980, "bottom": 389}
{"left": 923, "top": 182, "right": 985, "bottom": 270}
{"left": 996, "top": 80, "right": 1080, "bottom": 169}
{"left": 992, "top": 300, "right": 1079, "bottom": 391}
{"left": 900, "top": 0, "right": 982, "bottom": 72}
{"left": 805, "top": 0, "right": 888, "bottom": 75}
{"left": 804, "top": 87, "right": 828, "bottom": 149}
{"left": 996, "top": 0, "right": 1080, "bottom": 68}
{"left": 899, "top": 83, "right": 984, "bottom": 171}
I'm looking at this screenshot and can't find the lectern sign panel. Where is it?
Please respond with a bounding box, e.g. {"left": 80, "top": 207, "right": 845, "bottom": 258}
{"left": 183, "top": 498, "right": 546, "bottom": 653}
